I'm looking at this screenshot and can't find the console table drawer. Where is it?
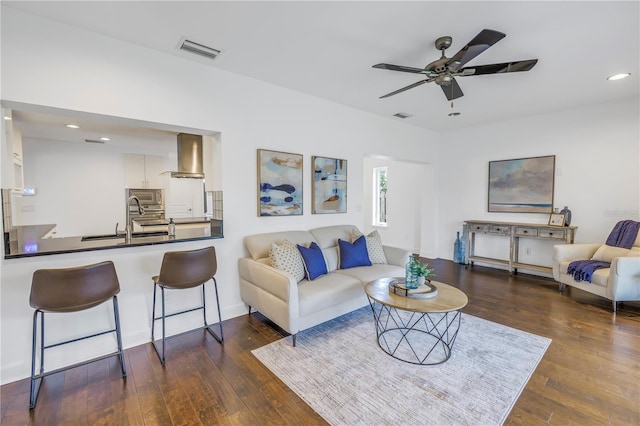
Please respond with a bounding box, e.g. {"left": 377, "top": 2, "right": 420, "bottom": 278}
{"left": 489, "top": 225, "right": 510, "bottom": 235}
{"left": 515, "top": 227, "right": 538, "bottom": 237}
{"left": 468, "top": 224, "right": 489, "bottom": 232}
{"left": 539, "top": 229, "right": 567, "bottom": 239}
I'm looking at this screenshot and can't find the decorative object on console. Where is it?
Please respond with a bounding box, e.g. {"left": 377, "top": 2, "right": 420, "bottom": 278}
{"left": 548, "top": 213, "right": 566, "bottom": 227}
{"left": 257, "top": 149, "right": 303, "bottom": 216}
{"left": 560, "top": 206, "right": 572, "bottom": 226}
{"left": 488, "top": 155, "right": 555, "bottom": 213}
{"left": 312, "top": 156, "right": 347, "bottom": 214}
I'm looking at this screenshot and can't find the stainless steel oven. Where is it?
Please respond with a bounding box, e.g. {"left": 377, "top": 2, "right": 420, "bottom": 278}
{"left": 126, "top": 188, "right": 165, "bottom": 221}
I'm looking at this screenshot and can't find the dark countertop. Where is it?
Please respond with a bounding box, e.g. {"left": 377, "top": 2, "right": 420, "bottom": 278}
{"left": 134, "top": 217, "right": 213, "bottom": 226}
{"left": 4, "top": 220, "right": 223, "bottom": 259}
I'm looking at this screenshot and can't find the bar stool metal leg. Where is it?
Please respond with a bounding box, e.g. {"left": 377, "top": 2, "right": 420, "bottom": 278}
{"left": 112, "top": 296, "right": 127, "bottom": 378}
{"left": 203, "top": 278, "right": 224, "bottom": 343}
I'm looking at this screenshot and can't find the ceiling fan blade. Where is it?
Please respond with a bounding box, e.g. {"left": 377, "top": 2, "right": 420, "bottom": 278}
{"left": 373, "top": 63, "right": 432, "bottom": 75}
{"left": 446, "top": 29, "right": 506, "bottom": 72}
{"left": 459, "top": 59, "right": 538, "bottom": 76}
{"left": 380, "top": 79, "right": 429, "bottom": 99}
{"left": 441, "top": 78, "right": 464, "bottom": 101}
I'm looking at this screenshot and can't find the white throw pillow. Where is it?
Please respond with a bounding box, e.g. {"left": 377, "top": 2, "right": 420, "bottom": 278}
{"left": 352, "top": 229, "right": 387, "bottom": 264}
{"left": 270, "top": 239, "right": 306, "bottom": 282}
{"left": 591, "top": 244, "right": 631, "bottom": 263}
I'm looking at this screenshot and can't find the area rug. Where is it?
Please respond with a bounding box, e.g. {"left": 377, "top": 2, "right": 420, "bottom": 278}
{"left": 252, "top": 307, "right": 551, "bottom": 425}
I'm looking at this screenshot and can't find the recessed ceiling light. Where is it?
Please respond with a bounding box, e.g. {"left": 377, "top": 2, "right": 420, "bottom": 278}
{"left": 99, "top": 137, "right": 111, "bottom": 141}
{"left": 65, "top": 124, "right": 80, "bottom": 129}
{"left": 3, "top": 116, "right": 11, "bottom": 120}
{"left": 607, "top": 73, "right": 630, "bottom": 81}
{"left": 448, "top": 112, "right": 461, "bottom": 117}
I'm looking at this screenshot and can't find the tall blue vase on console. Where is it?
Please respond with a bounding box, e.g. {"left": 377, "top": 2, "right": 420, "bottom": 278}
{"left": 560, "top": 206, "right": 572, "bottom": 226}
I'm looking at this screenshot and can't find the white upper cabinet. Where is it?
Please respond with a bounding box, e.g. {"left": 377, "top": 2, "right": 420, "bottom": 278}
{"left": 124, "top": 154, "right": 168, "bottom": 189}
{"left": 2, "top": 110, "right": 24, "bottom": 194}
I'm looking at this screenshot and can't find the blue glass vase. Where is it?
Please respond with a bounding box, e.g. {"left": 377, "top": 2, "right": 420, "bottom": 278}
{"left": 453, "top": 232, "right": 463, "bottom": 264}
{"left": 560, "top": 206, "right": 572, "bottom": 226}
{"left": 405, "top": 255, "right": 418, "bottom": 289}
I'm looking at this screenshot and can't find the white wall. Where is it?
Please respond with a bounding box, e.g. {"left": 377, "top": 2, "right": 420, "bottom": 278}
{"left": 438, "top": 97, "right": 640, "bottom": 270}
{"left": 362, "top": 157, "right": 439, "bottom": 257}
{"left": 0, "top": 7, "right": 439, "bottom": 383}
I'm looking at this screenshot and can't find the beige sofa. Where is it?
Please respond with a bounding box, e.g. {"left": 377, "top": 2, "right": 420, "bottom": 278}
{"left": 552, "top": 232, "right": 640, "bottom": 312}
{"left": 238, "top": 225, "right": 410, "bottom": 345}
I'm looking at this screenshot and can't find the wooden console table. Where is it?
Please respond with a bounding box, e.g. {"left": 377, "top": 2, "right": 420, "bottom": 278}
{"left": 465, "top": 220, "right": 577, "bottom": 275}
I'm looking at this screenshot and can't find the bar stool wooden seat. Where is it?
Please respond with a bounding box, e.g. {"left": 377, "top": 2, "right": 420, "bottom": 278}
{"left": 29, "top": 260, "right": 126, "bottom": 410}
{"left": 151, "top": 246, "right": 223, "bottom": 365}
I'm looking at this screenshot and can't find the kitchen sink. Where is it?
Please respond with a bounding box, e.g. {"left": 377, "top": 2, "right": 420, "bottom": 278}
{"left": 81, "top": 231, "right": 168, "bottom": 241}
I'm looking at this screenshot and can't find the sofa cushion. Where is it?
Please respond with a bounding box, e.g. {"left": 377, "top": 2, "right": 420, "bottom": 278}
{"left": 335, "top": 263, "right": 406, "bottom": 284}
{"left": 297, "top": 273, "right": 363, "bottom": 316}
{"left": 338, "top": 236, "right": 371, "bottom": 269}
{"left": 297, "top": 242, "right": 328, "bottom": 280}
{"left": 310, "top": 225, "right": 359, "bottom": 249}
{"left": 353, "top": 229, "right": 388, "bottom": 264}
{"left": 245, "top": 230, "right": 316, "bottom": 261}
{"left": 270, "top": 239, "right": 305, "bottom": 282}
{"left": 591, "top": 244, "right": 631, "bottom": 262}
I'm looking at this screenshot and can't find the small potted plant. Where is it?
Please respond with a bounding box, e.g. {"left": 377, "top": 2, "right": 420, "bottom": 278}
{"left": 413, "top": 259, "right": 435, "bottom": 285}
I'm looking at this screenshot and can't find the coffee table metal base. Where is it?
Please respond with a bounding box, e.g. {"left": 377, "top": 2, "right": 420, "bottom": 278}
{"left": 367, "top": 298, "right": 463, "bottom": 365}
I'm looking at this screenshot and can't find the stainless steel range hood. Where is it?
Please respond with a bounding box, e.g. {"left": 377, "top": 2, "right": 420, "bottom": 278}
{"left": 171, "top": 133, "right": 205, "bottom": 179}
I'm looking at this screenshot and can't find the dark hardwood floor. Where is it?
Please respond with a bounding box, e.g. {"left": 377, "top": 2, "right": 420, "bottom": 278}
{"left": 2, "top": 259, "right": 639, "bottom": 425}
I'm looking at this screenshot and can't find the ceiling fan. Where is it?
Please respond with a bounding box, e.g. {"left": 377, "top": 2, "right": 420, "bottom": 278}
{"left": 373, "top": 29, "right": 538, "bottom": 101}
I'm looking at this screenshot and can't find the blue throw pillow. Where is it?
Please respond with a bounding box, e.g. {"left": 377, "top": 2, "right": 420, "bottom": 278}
{"left": 297, "top": 242, "right": 328, "bottom": 280}
{"left": 338, "top": 235, "right": 371, "bottom": 269}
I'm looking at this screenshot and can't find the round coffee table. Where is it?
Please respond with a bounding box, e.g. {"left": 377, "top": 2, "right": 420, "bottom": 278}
{"left": 365, "top": 277, "right": 468, "bottom": 365}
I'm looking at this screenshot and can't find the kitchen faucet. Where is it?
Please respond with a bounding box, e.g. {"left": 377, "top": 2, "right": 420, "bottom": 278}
{"left": 125, "top": 195, "right": 144, "bottom": 242}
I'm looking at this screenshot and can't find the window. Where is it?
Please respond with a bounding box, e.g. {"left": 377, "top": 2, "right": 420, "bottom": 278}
{"left": 373, "top": 167, "right": 387, "bottom": 226}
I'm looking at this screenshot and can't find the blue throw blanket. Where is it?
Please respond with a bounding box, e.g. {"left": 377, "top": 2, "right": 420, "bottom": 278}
{"left": 605, "top": 220, "right": 640, "bottom": 249}
{"left": 567, "top": 220, "right": 639, "bottom": 283}
{"left": 567, "top": 260, "right": 611, "bottom": 283}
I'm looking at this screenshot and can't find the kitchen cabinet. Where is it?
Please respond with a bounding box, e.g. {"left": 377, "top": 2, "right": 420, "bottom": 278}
{"left": 167, "top": 178, "right": 204, "bottom": 218}
{"left": 124, "top": 154, "right": 167, "bottom": 189}
{"left": 2, "top": 109, "right": 24, "bottom": 194}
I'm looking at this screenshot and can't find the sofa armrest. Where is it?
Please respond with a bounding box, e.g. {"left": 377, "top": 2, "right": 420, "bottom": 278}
{"left": 383, "top": 245, "right": 411, "bottom": 268}
{"left": 552, "top": 243, "right": 601, "bottom": 280}
{"left": 609, "top": 256, "right": 640, "bottom": 301}
{"left": 238, "top": 258, "right": 298, "bottom": 303}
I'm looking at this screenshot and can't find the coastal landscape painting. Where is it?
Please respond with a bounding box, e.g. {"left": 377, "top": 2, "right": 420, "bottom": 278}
{"left": 312, "top": 156, "right": 347, "bottom": 214}
{"left": 257, "top": 149, "right": 303, "bottom": 216}
{"left": 488, "top": 155, "right": 555, "bottom": 213}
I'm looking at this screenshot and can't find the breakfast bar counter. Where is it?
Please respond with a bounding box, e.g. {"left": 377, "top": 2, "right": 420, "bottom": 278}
{"left": 4, "top": 220, "right": 223, "bottom": 259}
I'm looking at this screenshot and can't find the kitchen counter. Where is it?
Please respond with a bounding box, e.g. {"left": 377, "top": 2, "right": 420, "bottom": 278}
{"left": 4, "top": 220, "right": 223, "bottom": 259}
{"left": 134, "top": 217, "right": 213, "bottom": 226}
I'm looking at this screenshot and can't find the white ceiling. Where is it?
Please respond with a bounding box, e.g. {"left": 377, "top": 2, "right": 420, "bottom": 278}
{"left": 4, "top": 1, "right": 639, "bottom": 133}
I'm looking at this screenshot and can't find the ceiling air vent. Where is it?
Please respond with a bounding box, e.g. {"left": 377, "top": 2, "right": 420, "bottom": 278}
{"left": 393, "top": 112, "right": 413, "bottom": 119}
{"left": 178, "top": 37, "right": 220, "bottom": 60}
{"left": 84, "top": 139, "right": 106, "bottom": 144}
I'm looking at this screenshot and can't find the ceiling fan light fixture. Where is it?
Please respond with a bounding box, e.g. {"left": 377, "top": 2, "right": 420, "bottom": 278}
{"left": 178, "top": 37, "right": 221, "bottom": 60}
{"left": 607, "top": 73, "right": 630, "bottom": 81}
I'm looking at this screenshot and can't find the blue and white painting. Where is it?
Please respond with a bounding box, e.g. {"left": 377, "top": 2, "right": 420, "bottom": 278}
{"left": 312, "top": 156, "right": 347, "bottom": 214}
{"left": 488, "top": 155, "right": 555, "bottom": 213}
{"left": 258, "top": 149, "right": 303, "bottom": 216}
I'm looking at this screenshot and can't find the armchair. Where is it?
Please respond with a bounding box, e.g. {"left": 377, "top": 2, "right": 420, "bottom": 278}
{"left": 552, "top": 227, "right": 640, "bottom": 312}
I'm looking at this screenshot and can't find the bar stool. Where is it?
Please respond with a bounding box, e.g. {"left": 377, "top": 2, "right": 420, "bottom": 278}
{"left": 151, "top": 246, "right": 223, "bottom": 365}
{"left": 29, "top": 261, "right": 126, "bottom": 410}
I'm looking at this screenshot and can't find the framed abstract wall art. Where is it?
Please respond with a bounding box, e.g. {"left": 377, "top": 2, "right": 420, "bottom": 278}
{"left": 312, "top": 156, "right": 347, "bottom": 214}
{"left": 488, "top": 155, "right": 555, "bottom": 213}
{"left": 257, "top": 149, "right": 303, "bottom": 216}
